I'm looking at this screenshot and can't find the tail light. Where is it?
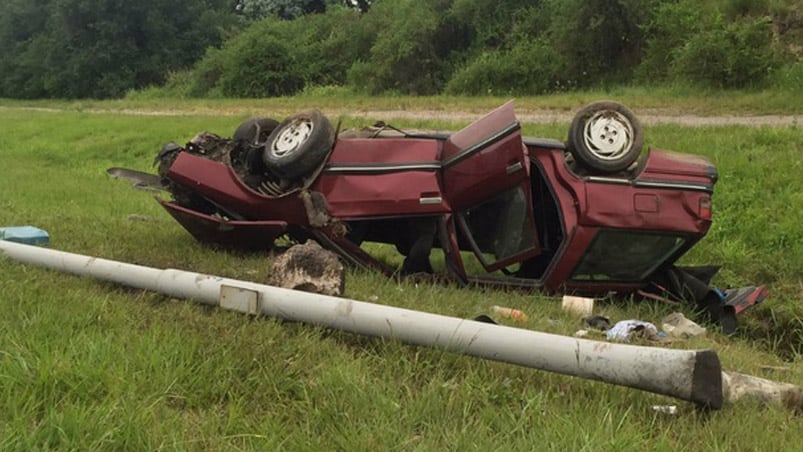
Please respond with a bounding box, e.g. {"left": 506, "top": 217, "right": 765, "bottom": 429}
{"left": 699, "top": 197, "right": 712, "bottom": 220}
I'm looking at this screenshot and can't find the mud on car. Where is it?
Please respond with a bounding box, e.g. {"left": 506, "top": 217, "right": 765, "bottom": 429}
{"left": 130, "top": 101, "right": 764, "bottom": 330}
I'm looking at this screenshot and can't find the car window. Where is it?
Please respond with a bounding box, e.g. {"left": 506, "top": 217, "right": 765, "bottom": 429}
{"left": 458, "top": 187, "right": 538, "bottom": 269}
{"left": 571, "top": 230, "right": 686, "bottom": 281}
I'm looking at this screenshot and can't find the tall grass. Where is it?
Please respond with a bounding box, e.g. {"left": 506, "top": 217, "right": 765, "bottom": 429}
{"left": 1, "top": 100, "right": 802, "bottom": 449}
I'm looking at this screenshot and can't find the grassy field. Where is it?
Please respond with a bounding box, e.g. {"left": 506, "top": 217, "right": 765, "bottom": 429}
{"left": 2, "top": 83, "right": 803, "bottom": 117}
{"left": 1, "top": 96, "right": 802, "bottom": 450}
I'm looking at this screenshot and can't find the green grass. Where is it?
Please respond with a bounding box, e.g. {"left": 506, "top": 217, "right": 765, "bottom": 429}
{"left": 1, "top": 98, "right": 802, "bottom": 449}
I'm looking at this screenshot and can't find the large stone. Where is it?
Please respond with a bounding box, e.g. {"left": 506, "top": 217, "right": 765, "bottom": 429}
{"left": 265, "top": 241, "right": 345, "bottom": 296}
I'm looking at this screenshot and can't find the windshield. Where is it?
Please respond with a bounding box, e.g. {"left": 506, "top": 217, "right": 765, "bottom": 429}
{"left": 571, "top": 230, "right": 686, "bottom": 282}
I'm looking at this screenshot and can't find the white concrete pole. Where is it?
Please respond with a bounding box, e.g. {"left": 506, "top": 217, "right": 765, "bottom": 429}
{"left": 1, "top": 239, "right": 723, "bottom": 408}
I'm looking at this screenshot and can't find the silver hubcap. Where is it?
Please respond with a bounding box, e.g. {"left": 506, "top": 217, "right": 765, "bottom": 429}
{"left": 270, "top": 118, "right": 314, "bottom": 158}
{"left": 582, "top": 111, "right": 634, "bottom": 161}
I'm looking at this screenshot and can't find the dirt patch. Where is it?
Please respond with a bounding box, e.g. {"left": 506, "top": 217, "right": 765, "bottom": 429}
{"left": 3, "top": 105, "right": 800, "bottom": 127}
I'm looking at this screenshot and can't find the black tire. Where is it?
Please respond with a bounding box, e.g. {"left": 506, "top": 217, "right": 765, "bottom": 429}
{"left": 233, "top": 117, "right": 279, "bottom": 145}
{"left": 262, "top": 109, "right": 335, "bottom": 180}
{"left": 567, "top": 101, "right": 643, "bottom": 173}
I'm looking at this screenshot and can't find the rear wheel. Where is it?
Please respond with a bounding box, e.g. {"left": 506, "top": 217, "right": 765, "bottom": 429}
{"left": 233, "top": 117, "right": 280, "bottom": 176}
{"left": 263, "top": 109, "right": 334, "bottom": 180}
{"left": 567, "top": 101, "right": 643, "bottom": 173}
{"left": 233, "top": 117, "right": 279, "bottom": 145}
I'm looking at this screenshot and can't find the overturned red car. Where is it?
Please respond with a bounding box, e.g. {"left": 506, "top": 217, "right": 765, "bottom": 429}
{"left": 131, "top": 101, "right": 763, "bottom": 330}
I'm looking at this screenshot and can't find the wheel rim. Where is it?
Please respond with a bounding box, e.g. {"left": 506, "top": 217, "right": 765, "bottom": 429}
{"left": 582, "top": 110, "right": 634, "bottom": 161}
{"left": 270, "top": 118, "right": 314, "bottom": 158}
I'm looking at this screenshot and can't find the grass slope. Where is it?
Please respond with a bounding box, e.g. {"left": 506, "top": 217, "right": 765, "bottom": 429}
{"left": 0, "top": 99, "right": 802, "bottom": 450}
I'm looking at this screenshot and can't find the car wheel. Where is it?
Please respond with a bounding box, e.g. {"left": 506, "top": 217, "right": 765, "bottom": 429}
{"left": 233, "top": 117, "right": 280, "bottom": 145}
{"left": 567, "top": 101, "right": 643, "bottom": 173}
{"left": 263, "top": 109, "right": 335, "bottom": 180}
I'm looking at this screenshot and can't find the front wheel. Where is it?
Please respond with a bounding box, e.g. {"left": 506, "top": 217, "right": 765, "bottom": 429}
{"left": 262, "top": 109, "right": 334, "bottom": 180}
{"left": 567, "top": 101, "right": 643, "bottom": 174}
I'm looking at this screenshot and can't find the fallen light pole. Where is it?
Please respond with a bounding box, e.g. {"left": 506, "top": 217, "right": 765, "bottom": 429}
{"left": 1, "top": 240, "right": 724, "bottom": 408}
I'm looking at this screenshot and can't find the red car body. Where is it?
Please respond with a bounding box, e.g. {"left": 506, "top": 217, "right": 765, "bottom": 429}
{"left": 158, "top": 102, "right": 717, "bottom": 297}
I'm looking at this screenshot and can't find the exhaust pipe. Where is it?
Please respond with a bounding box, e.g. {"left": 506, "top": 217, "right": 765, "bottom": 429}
{"left": 0, "top": 239, "right": 723, "bottom": 409}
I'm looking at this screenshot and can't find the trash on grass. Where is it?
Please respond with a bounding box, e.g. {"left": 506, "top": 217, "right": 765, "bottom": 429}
{"left": 662, "top": 312, "right": 706, "bottom": 338}
{"left": 651, "top": 405, "right": 678, "bottom": 415}
{"left": 0, "top": 226, "right": 49, "bottom": 246}
{"left": 491, "top": 305, "right": 528, "bottom": 322}
{"left": 606, "top": 320, "right": 667, "bottom": 342}
{"left": 582, "top": 315, "right": 612, "bottom": 331}
{"left": 562, "top": 295, "right": 594, "bottom": 316}
{"left": 474, "top": 314, "right": 497, "bottom": 324}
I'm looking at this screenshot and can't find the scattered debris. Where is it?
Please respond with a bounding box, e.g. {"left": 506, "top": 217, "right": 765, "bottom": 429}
{"left": 651, "top": 405, "right": 678, "bottom": 415}
{"left": 491, "top": 305, "right": 529, "bottom": 322}
{"left": 606, "top": 320, "right": 667, "bottom": 343}
{"left": 722, "top": 286, "right": 768, "bottom": 315}
{"left": 0, "top": 226, "right": 49, "bottom": 246}
{"left": 473, "top": 314, "right": 498, "bottom": 324}
{"left": 662, "top": 312, "right": 707, "bottom": 338}
{"left": 561, "top": 295, "right": 594, "bottom": 316}
{"left": 106, "top": 167, "right": 165, "bottom": 192}
{"left": 582, "top": 315, "right": 612, "bottom": 331}
{"left": 265, "top": 241, "right": 345, "bottom": 296}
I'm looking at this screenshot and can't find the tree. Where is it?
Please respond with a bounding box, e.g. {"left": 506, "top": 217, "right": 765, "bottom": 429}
{"left": 236, "top": 0, "right": 334, "bottom": 20}
{"left": 0, "top": 0, "right": 238, "bottom": 99}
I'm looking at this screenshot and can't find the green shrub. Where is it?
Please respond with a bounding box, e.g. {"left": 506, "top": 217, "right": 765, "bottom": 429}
{"left": 290, "top": 8, "right": 377, "bottom": 88}
{"left": 444, "top": 39, "right": 561, "bottom": 95}
{"left": 183, "top": 7, "right": 373, "bottom": 98}
{"left": 636, "top": 0, "right": 707, "bottom": 82}
{"left": 538, "top": 0, "right": 653, "bottom": 87}
{"left": 215, "top": 21, "right": 304, "bottom": 98}
{"left": 770, "top": 61, "right": 803, "bottom": 91}
{"left": 347, "top": 0, "right": 464, "bottom": 95}
{"left": 670, "top": 17, "right": 780, "bottom": 89}
{"left": 448, "top": 0, "right": 537, "bottom": 49}
{"left": 186, "top": 47, "right": 228, "bottom": 98}
{"left": 124, "top": 70, "right": 195, "bottom": 100}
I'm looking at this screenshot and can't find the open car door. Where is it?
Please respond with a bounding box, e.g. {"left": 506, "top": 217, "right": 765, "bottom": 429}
{"left": 441, "top": 101, "right": 541, "bottom": 272}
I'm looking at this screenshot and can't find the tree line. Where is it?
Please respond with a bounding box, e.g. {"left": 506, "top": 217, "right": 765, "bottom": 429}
{"left": 1, "top": 0, "right": 800, "bottom": 99}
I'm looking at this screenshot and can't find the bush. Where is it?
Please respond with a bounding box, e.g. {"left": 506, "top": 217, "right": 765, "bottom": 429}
{"left": 444, "top": 39, "right": 561, "bottom": 95}
{"left": 347, "top": 0, "right": 465, "bottom": 95}
{"left": 218, "top": 25, "right": 304, "bottom": 98}
{"left": 186, "top": 47, "right": 228, "bottom": 98}
{"left": 670, "top": 17, "right": 780, "bottom": 89}
{"left": 290, "top": 8, "right": 378, "bottom": 87}
{"left": 538, "top": 0, "right": 653, "bottom": 87}
{"left": 636, "top": 0, "right": 707, "bottom": 82}
{"left": 448, "top": 0, "right": 537, "bottom": 49}
{"left": 183, "top": 7, "right": 374, "bottom": 98}
{"left": 770, "top": 61, "right": 803, "bottom": 91}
